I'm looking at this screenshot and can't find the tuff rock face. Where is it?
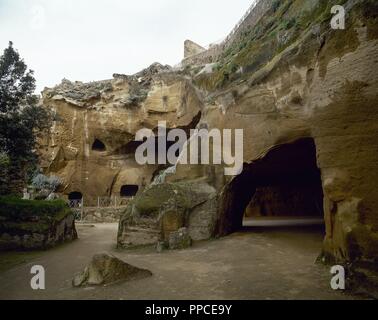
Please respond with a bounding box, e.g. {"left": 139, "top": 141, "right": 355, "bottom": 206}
{"left": 171, "top": 0, "right": 378, "bottom": 267}
{"left": 39, "top": 63, "right": 203, "bottom": 206}
{"left": 117, "top": 182, "right": 217, "bottom": 248}
{"left": 184, "top": 40, "right": 206, "bottom": 59}
{"left": 40, "top": 0, "right": 378, "bottom": 279}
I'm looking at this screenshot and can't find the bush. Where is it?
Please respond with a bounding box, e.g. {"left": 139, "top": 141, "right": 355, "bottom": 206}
{"left": 0, "top": 152, "right": 10, "bottom": 195}
{"left": 0, "top": 152, "right": 9, "bottom": 167}
{"left": 32, "top": 174, "right": 61, "bottom": 192}
{"left": 0, "top": 196, "right": 72, "bottom": 241}
{"left": 0, "top": 196, "right": 70, "bottom": 222}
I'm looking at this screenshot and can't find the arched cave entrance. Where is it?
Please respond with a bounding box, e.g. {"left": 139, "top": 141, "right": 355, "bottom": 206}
{"left": 68, "top": 191, "right": 83, "bottom": 201}
{"left": 92, "top": 139, "right": 106, "bottom": 152}
{"left": 218, "top": 138, "right": 324, "bottom": 235}
{"left": 120, "top": 185, "right": 139, "bottom": 197}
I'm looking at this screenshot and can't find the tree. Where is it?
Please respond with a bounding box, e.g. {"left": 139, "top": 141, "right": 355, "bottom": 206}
{"left": 0, "top": 41, "right": 51, "bottom": 194}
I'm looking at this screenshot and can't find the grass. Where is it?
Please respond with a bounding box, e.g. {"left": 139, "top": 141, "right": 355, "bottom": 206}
{"left": 193, "top": 0, "right": 357, "bottom": 91}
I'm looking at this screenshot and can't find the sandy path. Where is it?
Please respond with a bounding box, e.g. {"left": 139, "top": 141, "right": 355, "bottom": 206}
{"left": 0, "top": 223, "right": 357, "bottom": 300}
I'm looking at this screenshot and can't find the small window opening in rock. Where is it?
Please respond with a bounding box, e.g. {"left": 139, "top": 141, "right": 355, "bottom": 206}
{"left": 120, "top": 185, "right": 139, "bottom": 197}
{"left": 92, "top": 139, "right": 106, "bottom": 152}
{"left": 68, "top": 191, "right": 83, "bottom": 200}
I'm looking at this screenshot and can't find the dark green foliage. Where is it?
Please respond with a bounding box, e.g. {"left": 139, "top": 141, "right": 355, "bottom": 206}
{"left": 0, "top": 196, "right": 70, "bottom": 222}
{"left": 0, "top": 196, "right": 72, "bottom": 235}
{"left": 0, "top": 196, "right": 72, "bottom": 234}
{"left": 0, "top": 152, "right": 10, "bottom": 194}
{"left": 0, "top": 42, "right": 52, "bottom": 194}
{"left": 272, "top": 0, "right": 281, "bottom": 13}
{"left": 282, "top": 17, "right": 296, "bottom": 30}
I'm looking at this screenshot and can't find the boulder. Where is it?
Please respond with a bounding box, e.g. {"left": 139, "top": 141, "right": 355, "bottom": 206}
{"left": 117, "top": 182, "right": 217, "bottom": 248}
{"left": 72, "top": 253, "right": 152, "bottom": 287}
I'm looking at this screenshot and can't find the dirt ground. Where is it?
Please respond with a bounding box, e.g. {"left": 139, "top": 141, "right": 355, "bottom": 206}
{"left": 0, "top": 222, "right": 359, "bottom": 300}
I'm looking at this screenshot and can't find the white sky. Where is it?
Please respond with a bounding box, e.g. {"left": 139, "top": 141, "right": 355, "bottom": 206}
{"left": 0, "top": 0, "right": 252, "bottom": 93}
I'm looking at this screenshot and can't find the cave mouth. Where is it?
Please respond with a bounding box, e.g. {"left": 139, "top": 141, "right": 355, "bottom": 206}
{"left": 120, "top": 185, "right": 139, "bottom": 197}
{"left": 218, "top": 138, "right": 325, "bottom": 235}
{"left": 92, "top": 139, "right": 106, "bottom": 152}
{"left": 68, "top": 191, "right": 83, "bottom": 201}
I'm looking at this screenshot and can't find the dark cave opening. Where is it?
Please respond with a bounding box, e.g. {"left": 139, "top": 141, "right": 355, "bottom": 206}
{"left": 68, "top": 191, "right": 83, "bottom": 201}
{"left": 218, "top": 138, "right": 325, "bottom": 235}
{"left": 120, "top": 185, "right": 139, "bottom": 197}
{"left": 92, "top": 139, "right": 106, "bottom": 152}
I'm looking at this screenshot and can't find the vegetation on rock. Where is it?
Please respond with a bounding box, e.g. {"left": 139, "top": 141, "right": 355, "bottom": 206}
{"left": 0, "top": 196, "right": 77, "bottom": 250}
{"left": 194, "top": 0, "right": 351, "bottom": 91}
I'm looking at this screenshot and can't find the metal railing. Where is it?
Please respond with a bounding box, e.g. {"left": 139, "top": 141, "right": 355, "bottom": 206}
{"left": 222, "top": 0, "right": 260, "bottom": 45}
{"left": 68, "top": 199, "right": 84, "bottom": 221}
{"left": 67, "top": 196, "right": 133, "bottom": 221}
{"left": 96, "top": 196, "right": 133, "bottom": 208}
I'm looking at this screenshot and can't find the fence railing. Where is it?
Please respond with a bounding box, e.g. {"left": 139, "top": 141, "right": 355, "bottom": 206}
{"left": 68, "top": 199, "right": 84, "bottom": 221}
{"left": 67, "top": 196, "right": 133, "bottom": 221}
{"left": 95, "top": 196, "right": 133, "bottom": 208}
{"left": 222, "top": 0, "right": 260, "bottom": 45}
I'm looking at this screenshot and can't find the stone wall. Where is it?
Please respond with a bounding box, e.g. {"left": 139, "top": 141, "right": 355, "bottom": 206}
{"left": 181, "top": 0, "right": 273, "bottom": 66}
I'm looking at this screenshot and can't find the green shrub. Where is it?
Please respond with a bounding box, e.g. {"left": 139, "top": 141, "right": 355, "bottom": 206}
{"left": 0, "top": 196, "right": 71, "bottom": 222}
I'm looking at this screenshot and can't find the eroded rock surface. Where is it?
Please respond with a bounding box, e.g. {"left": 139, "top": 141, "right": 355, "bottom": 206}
{"left": 39, "top": 0, "right": 378, "bottom": 283}
{"left": 39, "top": 63, "right": 203, "bottom": 206}
{"left": 169, "top": 228, "right": 192, "bottom": 250}
{"left": 72, "top": 253, "right": 152, "bottom": 287}
{"left": 117, "top": 182, "right": 217, "bottom": 248}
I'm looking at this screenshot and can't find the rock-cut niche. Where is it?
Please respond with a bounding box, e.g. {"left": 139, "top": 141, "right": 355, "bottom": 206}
{"left": 120, "top": 185, "right": 139, "bottom": 197}
{"left": 92, "top": 139, "right": 106, "bottom": 152}
{"left": 68, "top": 191, "right": 83, "bottom": 200}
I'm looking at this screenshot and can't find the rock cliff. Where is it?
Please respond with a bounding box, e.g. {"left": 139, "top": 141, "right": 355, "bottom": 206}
{"left": 40, "top": 0, "right": 378, "bottom": 278}
{"left": 39, "top": 63, "right": 203, "bottom": 206}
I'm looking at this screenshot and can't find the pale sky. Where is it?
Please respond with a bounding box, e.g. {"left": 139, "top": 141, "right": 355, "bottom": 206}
{"left": 0, "top": 0, "right": 252, "bottom": 93}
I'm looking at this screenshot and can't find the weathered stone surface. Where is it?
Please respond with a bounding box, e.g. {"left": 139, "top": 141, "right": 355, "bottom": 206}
{"left": 117, "top": 182, "right": 217, "bottom": 248}
{"left": 72, "top": 253, "right": 152, "bottom": 287}
{"left": 38, "top": 0, "right": 378, "bottom": 283}
{"left": 168, "top": 228, "right": 192, "bottom": 250}
{"left": 184, "top": 0, "right": 378, "bottom": 268}
{"left": 184, "top": 40, "right": 206, "bottom": 58}
{"left": 38, "top": 63, "right": 203, "bottom": 206}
